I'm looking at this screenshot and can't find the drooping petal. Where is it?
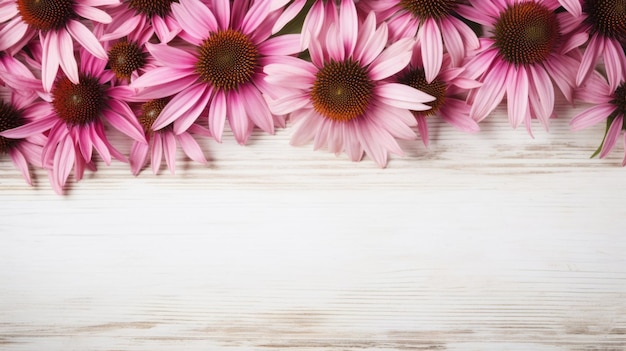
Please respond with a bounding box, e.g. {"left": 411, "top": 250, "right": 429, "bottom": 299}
{"left": 152, "top": 83, "right": 208, "bottom": 130}
{"left": 227, "top": 92, "right": 251, "bottom": 144}
{"left": 419, "top": 18, "right": 443, "bottom": 83}
{"left": 376, "top": 83, "right": 435, "bottom": 111}
{"left": 209, "top": 90, "right": 227, "bottom": 142}
{"left": 177, "top": 133, "right": 207, "bottom": 164}
{"left": 600, "top": 116, "right": 623, "bottom": 158}
{"left": 57, "top": 29, "right": 79, "bottom": 84}
{"left": 130, "top": 140, "right": 149, "bottom": 176}
{"left": 9, "top": 149, "right": 32, "bottom": 185}
{"left": 506, "top": 66, "right": 529, "bottom": 129}
{"left": 162, "top": 131, "right": 177, "bottom": 174}
{"left": 470, "top": 60, "right": 509, "bottom": 121}
{"left": 570, "top": 103, "right": 616, "bottom": 131}
{"left": 151, "top": 133, "right": 163, "bottom": 174}
{"left": 67, "top": 20, "right": 107, "bottom": 59}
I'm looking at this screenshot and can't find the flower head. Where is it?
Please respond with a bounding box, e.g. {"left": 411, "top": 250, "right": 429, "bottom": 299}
{"left": 264, "top": 6, "right": 435, "bottom": 167}
{"left": 395, "top": 44, "right": 481, "bottom": 147}
{"left": 358, "top": 0, "right": 479, "bottom": 82}
{"left": 1, "top": 49, "right": 145, "bottom": 194}
{"left": 130, "top": 0, "right": 301, "bottom": 144}
{"left": 460, "top": 0, "right": 580, "bottom": 135}
{"left": 0, "top": 0, "right": 120, "bottom": 92}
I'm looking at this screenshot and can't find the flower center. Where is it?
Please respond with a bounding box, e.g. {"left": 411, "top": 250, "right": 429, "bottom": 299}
{"left": 398, "top": 68, "right": 446, "bottom": 117}
{"left": 16, "top": 0, "right": 73, "bottom": 31}
{"left": 52, "top": 75, "right": 106, "bottom": 126}
{"left": 127, "top": 0, "right": 177, "bottom": 18}
{"left": 583, "top": 0, "right": 626, "bottom": 39}
{"left": 195, "top": 29, "right": 259, "bottom": 91}
{"left": 311, "top": 59, "right": 374, "bottom": 122}
{"left": 399, "top": 0, "right": 459, "bottom": 20}
{"left": 0, "top": 101, "right": 26, "bottom": 153}
{"left": 494, "top": 2, "right": 560, "bottom": 65}
{"left": 108, "top": 41, "right": 147, "bottom": 80}
{"left": 138, "top": 98, "right": 170, "bottom": 132}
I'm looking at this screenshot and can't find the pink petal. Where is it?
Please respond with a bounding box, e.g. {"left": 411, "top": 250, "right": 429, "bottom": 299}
{"left": 506, "top": 66, "right": 529, "bottom": 129}
{"left": 0, "top": 2, "right": 18, "bottom": 23}
{"left": 131, "top": 66, "right": 195, "bottom": 88}
{"left": 172, "top": 85, "right": 212, "bottom": 135}
{"left": 41, "top": 32, "right": 60, "bottom": 92}
{"left": 439, "top": 98, "right": 480, "bottom": 132}
{"left": 130, "top": 140, "right": 149, "bottom": 175}
{"left": 103, "top": 109, "right": 145, "bottom": 143}
{"left": 300, "top": 0, "right": 324, "bottom": 49}
{"left": 600, "top": 116, "right": 623, "bottom": 158}
{"left": 241, "top": 84, "right": 274, "bottom": 133}
{"left": 67, "top": 20, "right": 107, "bottom": 59}
{"left": 559, "top": 0, "right": 582, "bottom": 17}
{"left": 290, "top": 110, "right": 322, "bottom": 146}
{"left": 258, "top": 34, "right": 301, "bottom": 56}
{"left": 415, "top": 115, "right": 429, "bottom": 147}
{"left": 177, "top": 133, "right": 207, "bottom": 164}
{"left": 570, "top": 103, "right": 616, "bottom": 131}
{"left": 267, "top": 92, "right": 310, "bottom": 115}
{"left": 227, "top": 92, "right": 251, "bottom": 144}
{"left": 325, "top": 23, "right": 344, "bottom": 61}
{"left": 339, "top": 0, "right": 358, "bottom": 57}
{"left": 213, "top": 0, "right": 231, "bottom": 29}
{"left": 152, "top": 83, "right": 207, "bottom": 130}
{"left": 470, "top": 60, "right": 509, "bottom": 121}
{"left": 272, "top": 0, "right": 306, "bottom": 34}
{"left": 377, "top": 83, "right": 435, "bottom": 111}
{"left": 78, "top": 126, "right": 93, "bottom": 162}
{"left": 0, "top": 116, "right": 55, "bottom": 139}
{"left": 57, "top": 29, "right": 79, "bottom": 84}
{"left": 90, "top": 124, "right": 112, "bottom": 165}
{"left": 369, "top": 37, "right": 414, "bottom": 80}
{"left": 171, "top": 0, "right": 217, "bottom": 40}
{"left": 132, "top": 75, "right": 198, "bottom": 100}
{"left": 440, "top": 19, "right": 464, "bottom": 67}
{"left": 162, "top": 131, "right": 177, "bottom": 174}
{"left": 419, "top": 18, "right": 443, "bottom": 83}
{"left": 577, "top": 34, "right": 603, "bottom": 87}
{"left": 209, "top": 90, "right": 227, "bottom": 142}
{"left": 53, "top": 135, "right": 75, "bottom": 195}
{"left": 9, "top": 148, "right": 32, "bottom": 185}
{"left": 145, "top": 42, "right": 196, "bottom": 68}
{"left": 151, "top": 133, "right": 163, "bottom": 174}
{"left": 74, "top": 4, "right": 112, "bottom": 23}
{"left": 0, "top": 17, "right": 28, "bottom": 51}
{"left": 242, "top": 0, "right": 270, "bottom": 35}
{"left": 356, "top": 15, "right": 388, "bottom": 67}
{"left": 528, "top": 65, "right": 554, "bottom": 125}
{"left": 603, "top": 39, "right": 624, "bottom": 92}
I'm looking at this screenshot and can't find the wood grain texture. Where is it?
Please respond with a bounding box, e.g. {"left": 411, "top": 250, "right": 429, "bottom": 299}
{"left": 1, "top": 102, "right": 625, "bottom": 351}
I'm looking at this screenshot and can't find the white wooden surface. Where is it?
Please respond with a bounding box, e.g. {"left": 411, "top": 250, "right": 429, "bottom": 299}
{"left": 1, "top": 102, "right": 625, "bottom": 351}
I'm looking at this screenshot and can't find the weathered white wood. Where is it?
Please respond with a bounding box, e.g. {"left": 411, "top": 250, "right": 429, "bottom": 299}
{"left": 1, "top": 103, "right": 625, "bottom": 350}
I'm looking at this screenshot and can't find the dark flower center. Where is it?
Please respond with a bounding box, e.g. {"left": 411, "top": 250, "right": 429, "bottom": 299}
{"left": 583, "top": 0, "right": 626, "bottom": 39}
{"left": 311, "top": 59, "right": 374, "bottom": 122}
{"left": 52, "top": 75, "right": 106, "bottom": 126}
{"left": 16, "top": 0, "right": 73, "bottom": 31}
{"left": 0, "top": 101, "right": 26, "bottom": 153}
{"left": 108, "top": 40, "right": 147, "bottom": 80}
{"left": 398, "top": 68, "right": 446, "bottom": 117}
{"left": 400, "top": 0, "right": 459, "bottom": 20}
{"left": 138, "top": 98, "right": 171, "bottom": 132}
{"left": 127, "top": 0, "right": 177, "bottom": 18}
{"left": 195, "top": 29, "right": 259, "bottom": 91}
{"left": 494, "top": 2, "right": 560, "bottom": 65}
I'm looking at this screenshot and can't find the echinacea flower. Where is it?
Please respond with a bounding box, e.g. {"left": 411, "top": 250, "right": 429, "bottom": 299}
{"left": 571, "top": 69, "right": 626, "bottom": 165}
{"left": 358, "top": 0, "right": 479, "bottom": 82}
{"left": 1, "top": 49, "right": 145, "bottom": 194}
{"left": 460, "top": 0, "right": 580, "bottom": 134}
{"left": 100, "top": 22, "right": 157, "bottom": 84}
{"left": 264, "top": 8, "right": 435, "bottom": 167}
{"left": 130, "top": 0, "right": 301, "bottom": 144}
{"left": 558, "top": 0, "right": 626, "bottom": 92}
{"left": 395, "top": 44, "right": 481, "bottom": 147}
{"left": 129, "top": 97, "right": 211, "bottom": 175}
{"left": 0, "top": 0, "right": 120, "bottom": 92}
{"left": 97, "top": 0, "right": 181, "bottom": 43}
{"left": 0, "top": 85, "right": 45, "bottom": 185}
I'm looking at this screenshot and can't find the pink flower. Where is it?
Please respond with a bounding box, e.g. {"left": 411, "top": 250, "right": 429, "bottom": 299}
{"left": 96, "top": 0, "right": 181, "bottom": 43}
{"left": 571, "top": 69, "right": 626, "bottom": 165}
{"left": 395, "top": 44, "right": 481, "bottom": 147}
{"left": 358, "top": 0, "right": 479, "bottom": 82}
{"left": 0, "top": 85, "right": 45, "bottom": 186}
{"left": 130, "top": 0, "right": 301, "bottom": 144}
{"left": 460, "top": 0, "right": 580, "bottom": 135}
{"left": 0, "top": 0, "right": 120, "bottom": 92}
{"left": 129, "top": 97, "right": 211, "bottom": 175}
{"left": 1, "top": 49, "right": 145, "bottom": 194}
{"left": 264, "top": 8, "right": 435, "bottom": 167}
{"left": 558, "top": 0, "right": 626, "bottom": 92}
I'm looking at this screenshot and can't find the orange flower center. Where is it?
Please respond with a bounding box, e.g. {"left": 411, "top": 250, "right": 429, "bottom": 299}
{"left": 128, "top": 0, "right": 177, "bottom": 18}
{"left": 398, "top": 68, "right": 446, "bottom": 117}
{"left": 311, "top": 59, "right": 374, "bottom": 122}
{"left": 583, "top": 0, "right": 626, "bottom": 39}
{"left": 195, "top": 29, "right": 259, "bottom": 91}
{"left": 108, "top": 40, "right": 147, "bottom": 81}
{"left": 52, "top": 75, "right": 106, "bottom": 126}
{"left": 16, "top": 0, "right": 73, "bottom": 31}
{"left": 494, "top": 2, "right": 560, "bottom": 65}
{"left": 400, "top": 0, "right": 459, "bottom": 20}
{"left": 138, "top": 98, "right": 171, "bottom": 132}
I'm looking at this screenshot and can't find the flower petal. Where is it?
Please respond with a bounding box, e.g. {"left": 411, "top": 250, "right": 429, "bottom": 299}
{"left": 570, "top": 103, "right": 616, "bottom": 131}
